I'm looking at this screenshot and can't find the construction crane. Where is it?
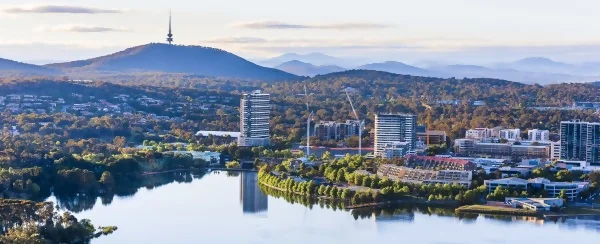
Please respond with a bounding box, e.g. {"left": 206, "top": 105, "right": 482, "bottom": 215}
{"left": 344, "top": 87, "right": 364, "bottom": 156}
{"left": 300, "top": 84, "right": 313, "bottom": 158}
{"left": 421, "top": 101, "right": 432, "bottom": 145}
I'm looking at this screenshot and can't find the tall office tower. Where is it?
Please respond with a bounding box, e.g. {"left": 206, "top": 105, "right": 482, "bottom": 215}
{"left": 586, "top": 122, "right": 600, "bottom": 165}
{"left": 560, "top": 120, "right": 600, "bottom": 165}
{"left": 238, "top": 90, "right": 271, "bottom": 147}
{"left": 560, "top": 120, "right": 588, "bottom": 161}
{"left": 374, "top": 113, "right": 417, "bottom": 157}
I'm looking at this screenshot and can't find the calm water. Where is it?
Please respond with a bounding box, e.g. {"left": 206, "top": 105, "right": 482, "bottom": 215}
{"left": 47, "top": 171, "right": 600, "bottom": 244}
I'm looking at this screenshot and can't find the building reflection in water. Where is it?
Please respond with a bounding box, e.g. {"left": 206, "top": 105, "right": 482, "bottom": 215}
{"left": 239, "top": 172, "right": 268, "bottom": 213}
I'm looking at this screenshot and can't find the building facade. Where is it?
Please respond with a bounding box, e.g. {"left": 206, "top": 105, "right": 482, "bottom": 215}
{"left": 238, "top": 90, "right": 271, "bottom": 147}
{"left": 374, "top": 113, "right": 416, "bottom": 157}
{"left": 500, "top": 129, "right": 521, "bottom": 141}
{"left": 560, "top": 120, "right": 600, "bottom": 165}
{"left": 314, "top": 120, "right": 360, "bottom": 141}
{"left": 381, "top": 142, "right": 411, "bottom": 159}
{"left": 377, "top": 164, "right": 472, "bottom": 188}
{"left": 528, "top": 129, "right": 550, "bottom": 142}
{"left": 485, "top": 177, "right": 589, "bottom": 201}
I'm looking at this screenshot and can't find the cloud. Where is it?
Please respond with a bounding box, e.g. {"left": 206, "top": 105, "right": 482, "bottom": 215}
{"left": 3, "top": 5, "right": 122, "bottom": 14}
{"left": 204, "top": 37, "right": 267, "bottom": 44}
{"left": 38, "top": 25, "right": 129, "bottom": 33}
{"left": 233, "top": 21, "right": 390, "bottom": 30}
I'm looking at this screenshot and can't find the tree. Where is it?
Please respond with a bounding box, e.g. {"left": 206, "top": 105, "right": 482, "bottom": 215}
{"left": 225, "top": 161, "right": 241, "bottom": 169}
{"left": 99, "top": 171, "right": 115, "bottom": 190}
{"left": 322, "top": 151, "right": 333, "bottom": 160}
{"left": 558, "top": 189, "right": 569, "bottom": 202}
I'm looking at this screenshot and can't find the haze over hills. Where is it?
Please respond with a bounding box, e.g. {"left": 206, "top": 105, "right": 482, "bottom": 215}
{"left": 357, "top": 61, "right": 432, "bottom": 77}
{"left": 260, "top": 52, "right": 352, "bottom": 67}
{"left": 46, "top": 43, "right": 302, "bottom": 81}
{"left": 0, "top": 58, "right": 60, "bottom": 76}
{"left": 275, "top": 60, "right": 346, "bottom": 76}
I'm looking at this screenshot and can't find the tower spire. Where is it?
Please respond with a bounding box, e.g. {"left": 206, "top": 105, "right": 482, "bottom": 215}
{"left": 167, "top": 10, "right": 174, "bottom": 45}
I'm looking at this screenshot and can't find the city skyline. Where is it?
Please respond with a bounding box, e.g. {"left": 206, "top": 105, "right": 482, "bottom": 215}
{"left": 2, "top": 1, "right": 600, "bottom": 64}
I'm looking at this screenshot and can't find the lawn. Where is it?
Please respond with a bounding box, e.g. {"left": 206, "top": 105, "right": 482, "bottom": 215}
{"left": 455, "top": 205, "right": 540, "bottom": 216}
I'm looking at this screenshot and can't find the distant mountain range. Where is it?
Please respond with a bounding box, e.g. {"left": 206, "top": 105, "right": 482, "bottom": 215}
{"left": 0, "top": 58, "right": 59, "bottom": 76}
{"left": 45, "top": 43, "right": 301, "bottom": 81}
{"left": 260, "top": 52, "right": 347, "bottom": 67}
{"left": 2, "top": 45, "right": 600, "bottom": 84}
{"left": 356, "top": 61, "right": 431, "bottom": 77}
{"left": 275, "top": 60, "right": 345, "bottom": 76}
{"left": 269, "top": 54, "right": 600, "bottom": 84}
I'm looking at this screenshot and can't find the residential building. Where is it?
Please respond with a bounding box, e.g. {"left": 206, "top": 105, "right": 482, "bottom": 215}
{"left": 381, "top": 142, "right": 411, "bottom": 159}
{"left": 454, "top": 139, "right": 475, "bottom": 156}
{"left": 550, "top": 141, "right": 561, "bottom": 160}
{"left": 377, "top": 164, "right": 473, "bottom": 188}
{"left": 465, "top": 128, "right": 493, "bottom": 141}
{"left": 528, "top": 129, "right": 550, "bottom": 142}
{"left": 313, "top": 120, "right": 360, "bottom": 141}
{"left": 500, "top": 129, "right": 521, "bottom": 141}
{"left": 404, "top": 155, "right": 476, "bottom": 171}
{"left": 238, "top": 90, "right": 270, "bottom": 147}
{"left": 417, "top": 130, "right": 447, "bottom": 145}
{"left": 560, "top": 120, "right": 600, "bottom": 166}
{"left": 374, "top": 113, "right": 416, "bottom": 157}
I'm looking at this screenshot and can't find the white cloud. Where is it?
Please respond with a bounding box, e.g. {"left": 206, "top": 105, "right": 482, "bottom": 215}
{"left": 232, "top": 21, "right": 391, "bottom": 30}
{"left": 3, "top": 5, "right": 123, "bottom": 14}
{"left": 37, "top": 25, "right": 130, "bottom": 33}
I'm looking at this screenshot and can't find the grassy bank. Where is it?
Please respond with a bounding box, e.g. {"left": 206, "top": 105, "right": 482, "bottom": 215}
{"left": 456, "top": 205, "right": 541, "bottom": 217}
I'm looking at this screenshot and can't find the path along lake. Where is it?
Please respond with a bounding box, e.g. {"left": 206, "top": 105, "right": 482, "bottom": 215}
{"left": 47, "top": 171, "right": 600, "bottom": 244}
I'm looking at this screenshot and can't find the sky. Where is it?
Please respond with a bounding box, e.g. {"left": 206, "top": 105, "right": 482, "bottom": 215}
{"left": 1, "top": 0, "right": 600, "bottom": 65}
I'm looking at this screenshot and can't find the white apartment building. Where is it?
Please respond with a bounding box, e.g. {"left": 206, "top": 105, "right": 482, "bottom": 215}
{"left": 238, "top": 90, "right": 271, "bottom": 147}
{"left": 528, "top": 129, "right": 550, "bottom": 142}
{"left": 500, "top": 129, "right": 521, "bottom": 141}
{"left": 550, "top": 141, "right": 561, "bottom": 160}
{"left": 374, "top": 113, "right": 416, "bottom": 157}
{"left": 382, "top": 141, "right": 411, "bottom": 159}
{"left": 465, "top": 128, "right": 493, "bottom": 141}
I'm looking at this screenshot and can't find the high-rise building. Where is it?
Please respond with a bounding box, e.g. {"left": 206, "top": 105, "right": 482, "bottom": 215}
{"left": 528, "top": 129, "right": 550, "bottom": 142}
{"left": 238, "top": 90, "right": 270, "bottom": 147}
{"left": 560, "top": 120, "right": 600, "bottom": 165}
{"left": 240, "top": 172, "right": 268, "bottom": 213}
{"left": 374, "top": 113, "right": 416, "bottom": 157}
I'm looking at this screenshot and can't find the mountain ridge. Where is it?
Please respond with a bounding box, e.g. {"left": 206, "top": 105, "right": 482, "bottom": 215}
{"left": 46, "top": 43, "right": 302, "bottom": 81}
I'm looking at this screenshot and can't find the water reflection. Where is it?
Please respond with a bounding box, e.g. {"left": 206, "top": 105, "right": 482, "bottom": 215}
{"left": 53, "top": 171, "right": 205, "bottom": 213}
{"left": 239, "top": 172, "right": 268, "bottom": 213}
{"left": 47, "top": 170, "right": 600, "bottom": 234}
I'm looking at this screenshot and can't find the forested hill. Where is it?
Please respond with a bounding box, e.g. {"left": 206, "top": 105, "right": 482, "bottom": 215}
{"left": 0, "top": 58, "right": 60, "bottom": 76}
{"left": 46, "top": 43, "right": 302, "bottom": 81}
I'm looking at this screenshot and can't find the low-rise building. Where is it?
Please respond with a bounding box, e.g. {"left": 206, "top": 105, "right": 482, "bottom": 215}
{"left": 506, "top": 197, "right": 563, "bottom": 211}
{"left": 485, "top": 177, "right": 589, "bottom": 201}
{"left": 417, "top": 130, "right": 447, "bottom": 145}
{"left": 381, "top": 141, "right": 411, "bottom": 159}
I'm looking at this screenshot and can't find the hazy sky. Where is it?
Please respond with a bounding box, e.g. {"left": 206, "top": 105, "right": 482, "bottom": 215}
{"left": 1, "top": 0, "right": 600, "bottom": 65}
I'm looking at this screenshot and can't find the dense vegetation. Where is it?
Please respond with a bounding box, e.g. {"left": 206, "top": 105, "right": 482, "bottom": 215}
{"left": 0, "top": 199, "right": 116, "bottom": 243}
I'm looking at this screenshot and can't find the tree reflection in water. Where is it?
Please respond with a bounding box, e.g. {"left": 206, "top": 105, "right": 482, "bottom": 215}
{"left": 54, "top": 171, "right": 205, "bottom": 213}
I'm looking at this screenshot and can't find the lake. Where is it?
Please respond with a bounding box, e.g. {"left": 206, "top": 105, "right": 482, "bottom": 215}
{"left": 47, "top": 171, "right": 600, "bottom": 243}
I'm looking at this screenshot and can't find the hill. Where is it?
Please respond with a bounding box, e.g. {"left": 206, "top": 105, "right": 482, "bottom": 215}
{"left": 46, "top": 43, "right": 301, "bottom": 81}
{"left": 356, "top": 61, "right": 432, "bottom": 77}
{"left": 275, "top": 60, "right": 345, "bottom": 76}
{"left": 0, "top": 58, "right": 59, "bottom": 76}
{"left": 261, "top": 52, "right": 344, "bottom": 67}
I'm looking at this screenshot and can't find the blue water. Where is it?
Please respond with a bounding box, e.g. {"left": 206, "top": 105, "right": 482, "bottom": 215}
{"left": 47, "top": 172, "right": 600, "bottom": 244}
